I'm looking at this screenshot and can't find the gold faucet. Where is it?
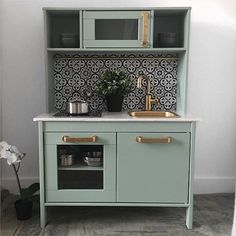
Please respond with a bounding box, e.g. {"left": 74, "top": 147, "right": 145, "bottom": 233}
{"left": 137, "top": 74, "right": 158, "bottom": 111}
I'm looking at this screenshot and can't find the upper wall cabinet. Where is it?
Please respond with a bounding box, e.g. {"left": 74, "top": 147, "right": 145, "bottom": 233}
{"left": 44, "top": 8, "right": 190, "bottom": 51}
{"left": 83, "top": 11, "right": 152, "bottom": 48}
{"left": 44, "top": 7, "right": 190, "bottom": 114}
{"left": 45, "top": 10, "right": 80, "bottom": 49}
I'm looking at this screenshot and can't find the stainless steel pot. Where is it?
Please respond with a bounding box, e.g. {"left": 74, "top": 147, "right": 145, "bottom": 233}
{"left": 67, "top": 101, "right": 89, "bottom": 115}
{"left": 60, "top": 154, "right": 74, "bottom": 166}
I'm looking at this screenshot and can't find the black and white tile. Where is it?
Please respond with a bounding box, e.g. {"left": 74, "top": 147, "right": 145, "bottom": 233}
{"left": 53, "top": 53, "right": 178, "bottom": 112}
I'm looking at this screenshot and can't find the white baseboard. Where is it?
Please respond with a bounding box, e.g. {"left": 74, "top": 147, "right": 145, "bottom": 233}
{"left": 194, "top": 176, "right": 235, "bottom": 194}
{"left": 1, "top": 176, "right": 235, "bottom": 195}
{"left": 1, "top": 177, "right": 39, "bottom": 195}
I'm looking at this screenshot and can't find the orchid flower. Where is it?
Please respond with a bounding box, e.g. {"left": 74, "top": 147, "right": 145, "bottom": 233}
{"left": 0, "top": 141, "right": 26, "bottom": 195}
{"left": 0, "top": 141, "right": 25, "bottom": 165}
{"left": 0, "top": 141, "right": 10, "bottom": 157}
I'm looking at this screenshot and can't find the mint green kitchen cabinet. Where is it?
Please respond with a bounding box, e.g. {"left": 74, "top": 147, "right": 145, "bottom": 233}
{"left": 35, "top": 120, "right": 196, "bottom": 229}
{"left": 83, "top": 11, "right": 152, "bottom": 48}
{"left": 117, "top": 132, "right": 190, "bottom": 203}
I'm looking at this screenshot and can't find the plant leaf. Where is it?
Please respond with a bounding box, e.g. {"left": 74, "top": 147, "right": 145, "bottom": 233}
{"left": 21, "top": 182, "right": 39, "bottom": 201}
{"left": 28, "top": 183, "right": 40, "bottom": 194}
{"left": 31, "top": 194, "right": 40, "bottom": 203}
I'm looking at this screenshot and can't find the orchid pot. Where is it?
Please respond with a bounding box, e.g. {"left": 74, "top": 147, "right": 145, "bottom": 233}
{"left": 14, "top": 199, "right": 33, "bottom": 220}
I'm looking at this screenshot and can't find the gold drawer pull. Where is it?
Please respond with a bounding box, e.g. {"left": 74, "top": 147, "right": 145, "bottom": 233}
{"left": 141, "top": 11, "right": 150, "bottom": 47}
{"left": 62, "top": 135, "right": 97, "bottom": 143}
{"left": 136, "top": 136, "right": 171, "bottom": 144}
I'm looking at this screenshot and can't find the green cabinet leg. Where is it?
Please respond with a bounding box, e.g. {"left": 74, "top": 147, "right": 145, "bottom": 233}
{"left": 186, "top": 205, "right": 193, "bottom": 229}
{"left": 40, "top": 205, "right": 47, "bottom": 228}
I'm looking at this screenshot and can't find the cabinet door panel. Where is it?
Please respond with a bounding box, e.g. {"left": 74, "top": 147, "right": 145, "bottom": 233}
{"left": 117, "top": 132, "right": 190, "bottom": 203}
{"left": 44, "top": 132, "right": 116, "bottom": 202}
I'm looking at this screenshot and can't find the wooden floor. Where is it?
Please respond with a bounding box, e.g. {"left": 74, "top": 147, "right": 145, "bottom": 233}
{"left": 1, "top": 190, "right": 234, "bottom": 236}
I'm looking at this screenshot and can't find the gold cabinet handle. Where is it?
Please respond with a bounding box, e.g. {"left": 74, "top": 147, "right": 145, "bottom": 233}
{"left": 136, "top": 136, "right": 171, "bottom": 144}
{"left": 62, "top": 135, "right": 97, "bottom": 143}
{"left": 141, "top": 11, "right": 150, "bottom": 47}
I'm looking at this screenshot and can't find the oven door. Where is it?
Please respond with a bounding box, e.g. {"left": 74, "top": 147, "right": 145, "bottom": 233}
{"left": 44, "top": 132, "right": 116, "bottom": 202}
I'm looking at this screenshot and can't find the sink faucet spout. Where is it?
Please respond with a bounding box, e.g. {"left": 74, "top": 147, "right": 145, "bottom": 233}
{"left": 137, "top": 74, "right": 158, "bottom": 111}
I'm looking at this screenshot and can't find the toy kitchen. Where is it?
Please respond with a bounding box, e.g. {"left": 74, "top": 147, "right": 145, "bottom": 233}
{"left": 33, "top": 7, "right": 198, "bottom": 229}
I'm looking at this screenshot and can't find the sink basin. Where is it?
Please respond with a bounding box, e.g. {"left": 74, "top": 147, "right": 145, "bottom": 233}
{"left": 128, "top": 111, "right": 179, "bottom": 118}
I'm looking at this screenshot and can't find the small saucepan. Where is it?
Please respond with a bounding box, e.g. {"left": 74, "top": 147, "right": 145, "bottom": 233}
{"left": 67, "top": 101, "right": 89, "bottom": 115}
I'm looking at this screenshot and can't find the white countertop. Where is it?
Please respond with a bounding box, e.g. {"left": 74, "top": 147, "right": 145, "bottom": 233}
{"left": 33, "top": 112, "right": 199, "bottom": 122}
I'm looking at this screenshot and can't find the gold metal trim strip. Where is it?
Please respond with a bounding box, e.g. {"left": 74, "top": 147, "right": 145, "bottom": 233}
{"left": 62, "top": 135, "right": 97, "bottom": 143}
{"left": 141, "top": 11, "right": 150, "bottom": 48}
{"left": 136, "top": 136, "right": 171, "bottom": 144}
{"left": 54, "top": 57, "right": 178, "bottom": 60}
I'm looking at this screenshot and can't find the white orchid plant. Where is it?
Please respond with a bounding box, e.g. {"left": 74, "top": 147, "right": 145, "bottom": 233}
{"left": 0, "top": 141, "right": 39, "bottom": 202}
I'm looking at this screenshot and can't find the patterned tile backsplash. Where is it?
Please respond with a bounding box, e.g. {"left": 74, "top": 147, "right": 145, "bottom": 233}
{"left": 53, "top": 52, "right": 178, "bottom": 112}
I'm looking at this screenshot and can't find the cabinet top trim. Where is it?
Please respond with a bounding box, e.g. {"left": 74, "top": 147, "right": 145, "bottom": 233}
{"left": 43, "top": 7, "right": 191, "bottom": 11}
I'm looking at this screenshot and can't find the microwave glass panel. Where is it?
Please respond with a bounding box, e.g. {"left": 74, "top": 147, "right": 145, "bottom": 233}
{"left": 95, "top": 19, "right": 139, "bottom": 40}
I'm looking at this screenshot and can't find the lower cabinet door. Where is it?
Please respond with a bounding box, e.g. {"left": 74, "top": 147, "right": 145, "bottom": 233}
{"left": 44, "top": 132, "right": 116, "bottom": 202}
{"left": 117, "top": 132, "right": 190, "bottom": 203}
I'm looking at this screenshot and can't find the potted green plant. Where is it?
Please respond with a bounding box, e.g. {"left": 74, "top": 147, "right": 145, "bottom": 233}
{"left": 0, "top": 141, "right": 39, "bottom": 220}
{"left": 97, "top": 70, "right": 131, "bottom": 112}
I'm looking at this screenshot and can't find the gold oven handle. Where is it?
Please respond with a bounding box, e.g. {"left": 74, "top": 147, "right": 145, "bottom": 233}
{"left": 62, "top": 135, "right": 97, "bottom": 143}
{"left": 136, "top": 136, "right": 171, "bottom": 144}
{"left": 141, "top": 11, "right": 150, "bottom": 47}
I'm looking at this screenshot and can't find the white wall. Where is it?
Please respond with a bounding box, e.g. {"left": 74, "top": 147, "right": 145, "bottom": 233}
{"left": 1, "top": 0, "right": 236, "bottom": 194}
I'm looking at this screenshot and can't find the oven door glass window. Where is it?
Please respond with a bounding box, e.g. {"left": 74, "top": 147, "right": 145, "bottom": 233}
{"left": 57, "top": 145, "right": 103, "bottom": 189}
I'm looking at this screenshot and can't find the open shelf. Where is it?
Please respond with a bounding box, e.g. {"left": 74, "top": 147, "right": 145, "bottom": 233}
{"left": 58, "top": 164, "right": 103, "bottom": 171}
{"left": 46, "top": 10, "right": 80, "bottom": 48}
{"left": 153, "top": 9, "right": 187, "bottom": 48}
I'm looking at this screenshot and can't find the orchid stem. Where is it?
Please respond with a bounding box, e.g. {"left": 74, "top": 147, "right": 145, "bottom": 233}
{"left": 12, "top": 164, "right": 22, "bottom": 196}
{"left": 16, "top": 162, "right": 21, "bottom": 172}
